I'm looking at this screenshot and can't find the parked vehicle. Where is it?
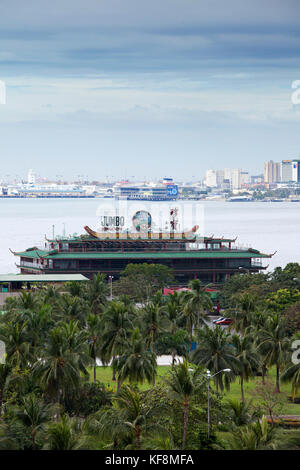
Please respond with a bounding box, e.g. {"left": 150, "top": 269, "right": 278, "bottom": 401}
{"left": 215, "top": 318, "right": 233, "bottom": 325}
{"left": 213, "top": 316, "right": 225, "bottom": 324}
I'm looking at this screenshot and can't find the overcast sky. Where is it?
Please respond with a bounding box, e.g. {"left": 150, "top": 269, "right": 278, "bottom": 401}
{"left": 0, "top": 0, "right": 300, "bottom": 181}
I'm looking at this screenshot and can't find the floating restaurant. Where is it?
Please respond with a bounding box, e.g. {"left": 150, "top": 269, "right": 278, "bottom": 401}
{"left": 12, "top": 210, "right": 273, "bottom": 284}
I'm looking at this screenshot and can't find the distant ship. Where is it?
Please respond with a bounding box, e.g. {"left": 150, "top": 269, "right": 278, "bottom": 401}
{"left": 227, "top": 196, "right": 252, "bottom": 202}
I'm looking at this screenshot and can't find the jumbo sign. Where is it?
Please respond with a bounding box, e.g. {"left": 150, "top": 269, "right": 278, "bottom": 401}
{"left": 100, "top": 216, "right": 125, "bottom": 228}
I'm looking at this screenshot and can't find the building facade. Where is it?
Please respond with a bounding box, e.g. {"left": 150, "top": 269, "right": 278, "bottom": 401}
{"left": 13, "top": 226, "right": 273, "bottom": 285}
{"left": 264, "top": 161, "right": 281, "bottom": 183}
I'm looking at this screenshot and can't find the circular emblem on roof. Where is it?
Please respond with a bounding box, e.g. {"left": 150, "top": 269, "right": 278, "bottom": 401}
{"left": 132, "top": 211, "right": 152, "bottom": 232}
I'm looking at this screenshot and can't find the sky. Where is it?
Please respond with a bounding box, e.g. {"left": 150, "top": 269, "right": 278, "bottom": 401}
{"left": 0, "top": 0, "right": 300, "bottom": 181}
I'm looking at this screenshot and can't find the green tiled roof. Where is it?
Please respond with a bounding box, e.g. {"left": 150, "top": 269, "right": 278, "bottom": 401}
{"left": 0, "top": 274, "right": 89, "bottom": 282}
{"left": 15, "top": 250, "right": 48, "bottom": 259}
{"left": 15, "top": 249, "right": 272, "bottom": 259}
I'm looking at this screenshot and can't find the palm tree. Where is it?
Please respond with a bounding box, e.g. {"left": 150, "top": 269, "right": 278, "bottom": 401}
{"left": 65, "top": 280, "right": 86, "bottom": 298}
{"left": 192, "top": 325, "right": 238, "bottom": 393}
{"left": 13, "top": 394, "right": 57, "bottom": 449}
{"left": 32, "top": 326, "right": 81, "bottom": 405}
{"left": 43, "top": 415, "right": 86, "bottom": 450}
{"left": 113, "top": 328, "right": 157, "bottom": 389}
{"left": 21, "top": 305, "right": 53, "bottom": 357}
{"left": 16, "top": 291, "right": 40, "bottom": 311}
{"left": 164, "top": 294, "right": 183, "bottom": 365}
{"left": 84, "top": 273, "right": 109, "bottom": 315}
{"left": 90, "top": 385, "right": 165, "bottom": 450}
{"left": 281, "top": 333, "right": 300, "bottom": 400}
{"left": 186, "top": 279, "right": 213, "bottom": 328}
{"left": 281, "top": 362, "right": 300, "bottom": 401}
{"left": 230, "top": 292, "right": 259, "bottom": 334}
{"left": 257, "top": 313, "right": 289, "bottom": 393}
{"left": 231, "top": 333, "right": 260, "bottom": 402}
{"left": 87, "top": 313, "right": 103, "bottom": 383}
{"left": 163, "top": 359, "right": 203, "bottom": 449}
{"left": 0, "top": 321, "right": 31, "bottom": 368}
{"left": 101, "top": 301, "right": 134, "bottom": 381}
{"left": 224, "top": 416, "right": 278, "bottom": 450}
{"left": 141, "top": 302, "right": 168, "bottom": 384}
{"left": 0, "top": 364, "right": 11, "bottom": 417}
{"left": 59, "top": 320, "right": 90, "bottom": 379}
{"left": 226, "top": 398, "right": 256, "bottom": 427}
{"left": 55, "top": 294, "right": 86, "bottom": 326}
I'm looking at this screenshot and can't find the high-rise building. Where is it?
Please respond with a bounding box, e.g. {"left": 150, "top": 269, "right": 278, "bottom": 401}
{"left": 224, "top": 168, "right": 231, "bottom": 182}
{"left": 264, "top": 160, "right": 281, "bottom": 183}
{"left": 281, "top": 159, "right": 300, "bottom": 182}
{"left": 240, "top": 171, "right": 249, "bottom": 187}
{"left": 231, "top": 169, "right": 249, "bottom": 189}
{"left": 231, "top": 169, "right": 240, "bottom": 189}
{"left": 27, "top": 169, "right": 35, "bottom": 185}
{"left": 292, "top": 160, "right": 300, "bottom": 182}
{"left": 205, "top": 169, "right": 225, "bottom": 188}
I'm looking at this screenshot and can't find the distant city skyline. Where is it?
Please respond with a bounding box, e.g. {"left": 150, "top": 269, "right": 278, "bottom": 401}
{"left": 0, "top": 0, "right": 300, "bottom": 178}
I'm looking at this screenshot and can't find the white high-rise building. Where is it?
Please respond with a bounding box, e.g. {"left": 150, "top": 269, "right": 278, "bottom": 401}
{"left": 224, "top": 168, "right": 231, "bottom": 182}
{"left": 231, "top": 169, "right": 249, "bottom": 189}
{"left": 27, "top": 169, "right": 35, "bottom": 185}
{"left": 205, "top": 169, "right": 226, "bottom": 187}
{"left": 231, "top": 168, "right": 241, "bottom": 189}
{"left": 205, "top": 169, "right": 217, "bottom": 187}
{"left": 240, "top": 171, "right": 249, "bottom": 186}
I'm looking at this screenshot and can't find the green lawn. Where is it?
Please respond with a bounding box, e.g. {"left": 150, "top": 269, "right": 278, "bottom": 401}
{"left": 90, "top": 365, "right": 171, "bottom": 391}
{"left": 90, "top": 365, "right": 300, "bottom": 415}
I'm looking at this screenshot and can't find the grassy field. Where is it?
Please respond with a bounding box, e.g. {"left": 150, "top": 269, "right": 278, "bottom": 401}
{"left": 90, "top": 365, "right": 300, "bottom": 415}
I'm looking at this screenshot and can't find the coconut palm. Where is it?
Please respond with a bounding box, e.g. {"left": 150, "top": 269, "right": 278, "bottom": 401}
{"left": 113, "top": 328, "right": 157, "bottom": 389}
{"left": 55, "top": 294, "right": 86, "bottom": 326}
{"left": 84, "top": 273, "right": 109, "bottom": 315}
{"left": 192, "top": 325, "right": 239, "bottom": 393}
{"left": 164, "top": 294, "right": 184, "bottom": 365}
{"left": 231, "top": 333, "right": 260, "bottom": 402}
{"left": 87, "top": 313, "right": 103, "bottom": 383}
{"left": 59, "top": 320, "right": 90, "bottom": 379}
{"left": 16, "top": 291, "right": 40, "bottom": 311}
{"left": 0, "top": 364, "right": 11, "bottom": 417}
{"left": 224, "top": 416, "right": 278, "bottom": 450}
{"left": 141, "top": 302, "right": 168, "bottom": 384}
{"left": 21, "top": 305, "right": 53, "bottom": 357}
{"left": 186, "top": 279, "right": 213, "bottom": 328}
{"left": 90, "top": 385, "right": 165, "bottom": 450}
{"left": 43, "top": 415, "right": 86, "bottom": 450}
{"left": 163, "top": 359, "right": 203, "bottom": 449}
{"left": 12, "top": 394, "right": 57, "bottom": 449}
{"left": 32, "top": 326, "right": 81, "bottom": 404}
{"left": 0, "top": 321, "right": 31, "bottom": 368}
{"left": 230, "top": 292, "right": 259, "bottom": 334}
{"left": 100, "top": 300, "right": 134, "bottom": 381}
{"left": 281, "top": 332, "right": 300, "bottom": 400}
{"left": 257, "top": 313, "right": 289, "bottom": 393}
{"left": 226, "top": 398, "right": 257, "bottom": 427}
{"left": 65, "top": 280, "right": 86, "bottom": 298}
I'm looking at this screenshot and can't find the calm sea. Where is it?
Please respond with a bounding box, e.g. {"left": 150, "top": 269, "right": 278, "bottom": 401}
{"left": 0, "top": 198, "right": 299, "bottom": 274}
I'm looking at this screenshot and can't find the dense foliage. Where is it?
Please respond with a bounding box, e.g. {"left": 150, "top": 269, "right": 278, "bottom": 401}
{"left": 0, "top": 264, "right": 300, "bottom": 450}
